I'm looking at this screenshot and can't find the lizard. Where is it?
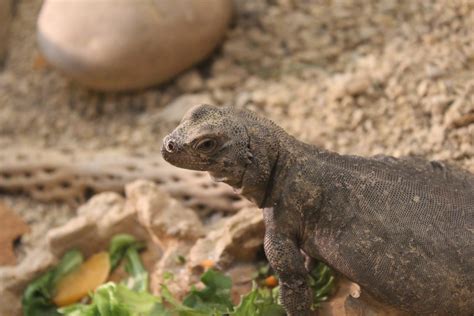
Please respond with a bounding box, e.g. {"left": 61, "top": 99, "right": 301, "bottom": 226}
{"left": 161, "top": 104, "right": 474, "bottom": 316}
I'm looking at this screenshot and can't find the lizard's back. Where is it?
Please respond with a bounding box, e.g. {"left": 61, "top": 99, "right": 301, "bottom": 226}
{"left": 302, "top": 151, "right": 474, "bottom": 315}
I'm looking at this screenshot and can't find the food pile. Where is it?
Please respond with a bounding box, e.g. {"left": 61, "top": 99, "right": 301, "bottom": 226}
{"left": 23, "top": 235, "right": 334, "bottom": 316}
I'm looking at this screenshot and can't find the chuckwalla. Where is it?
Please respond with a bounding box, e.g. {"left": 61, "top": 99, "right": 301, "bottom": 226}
{"left": 162, "top": 104, "right": 474, "bottom": 316}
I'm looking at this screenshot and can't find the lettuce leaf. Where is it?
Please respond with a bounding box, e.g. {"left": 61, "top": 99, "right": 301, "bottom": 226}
{"left": 22, "top": 250, "right": 84, "bottom": 316}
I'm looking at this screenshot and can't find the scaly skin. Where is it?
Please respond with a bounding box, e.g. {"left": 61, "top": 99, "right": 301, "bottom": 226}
{"left": 162, "top": 104, "right": 474, "bottom": 316}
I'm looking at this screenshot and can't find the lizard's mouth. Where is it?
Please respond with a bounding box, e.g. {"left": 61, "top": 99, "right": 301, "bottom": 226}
{"left": 163, "top": 156, "right": 211, "bottom": 171}
{"left": 161, "top": 147, "right": 212, "bottom": 171}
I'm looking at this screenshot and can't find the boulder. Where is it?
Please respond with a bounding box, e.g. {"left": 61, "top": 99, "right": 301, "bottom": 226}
{"left": 37, "top": 0, "right": 233, "bottom": 91}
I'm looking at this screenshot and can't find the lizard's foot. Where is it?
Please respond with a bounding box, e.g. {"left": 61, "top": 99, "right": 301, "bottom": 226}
{"left": 319, "top": 277, "right": 361, "bottom": 316}
{"left": 349, "top": 282, "right": 361, "bottom": 298}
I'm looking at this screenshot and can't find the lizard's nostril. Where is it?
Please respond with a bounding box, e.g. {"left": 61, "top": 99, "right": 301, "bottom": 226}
{"left": 165, "top": 139, "right": 177, "bottom": 153}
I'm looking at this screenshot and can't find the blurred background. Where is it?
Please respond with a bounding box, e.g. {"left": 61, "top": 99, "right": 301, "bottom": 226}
{"left": 0, "top": 0, "right": 472, "bottom": 315}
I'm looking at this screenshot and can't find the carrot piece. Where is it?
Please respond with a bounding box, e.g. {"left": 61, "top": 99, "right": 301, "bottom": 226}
{"left": 53, "top": 252, "right": 110, "bottom": 307}
{"left": 264, "top": 275, "right": 278, "bottom": 287}
{"left": 200, "top": 259, "right": 215, "bottom": 269}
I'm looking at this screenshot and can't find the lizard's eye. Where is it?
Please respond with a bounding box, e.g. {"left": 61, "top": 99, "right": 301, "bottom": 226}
{"left": 194, "top": 138, "right": 217, "bottom": 153}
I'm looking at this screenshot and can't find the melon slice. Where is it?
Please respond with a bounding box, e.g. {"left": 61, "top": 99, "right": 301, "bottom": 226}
{"left": 53, "top": 251, "right": 110, "bottom": 307}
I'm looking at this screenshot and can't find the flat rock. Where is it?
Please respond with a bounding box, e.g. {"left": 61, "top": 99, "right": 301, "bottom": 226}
{"left": 37, "top": 0, "right": 233, "bottom": 91}
{"left": 126, "top": 180, "right": 204, "bottom": 245}
{"left": 48, "top": 191, "right": 149, "bottom": 257}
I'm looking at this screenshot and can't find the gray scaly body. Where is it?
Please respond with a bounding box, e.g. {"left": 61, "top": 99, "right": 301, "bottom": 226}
{"left": 162, "top": 104, "right": 474, "bottom": 315}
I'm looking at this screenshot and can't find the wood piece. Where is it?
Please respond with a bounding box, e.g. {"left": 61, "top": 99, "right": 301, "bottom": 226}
{"left": 0, "top": 148, "right": 250, "bottom": 215}
{"left": 0, "top": 202, "right": 29, "bottom": 265}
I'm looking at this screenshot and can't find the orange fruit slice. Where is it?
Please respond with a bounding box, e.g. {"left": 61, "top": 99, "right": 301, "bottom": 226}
{"left": 53, "top": 251, "right": 110, "bottom": 307}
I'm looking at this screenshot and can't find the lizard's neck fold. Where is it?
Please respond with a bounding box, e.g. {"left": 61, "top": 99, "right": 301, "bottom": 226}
{"left": 238, "top": 117, "right": 296, "bottom": 207}
{"left": 258, "top": 150, "right": 279, "bottom": 208}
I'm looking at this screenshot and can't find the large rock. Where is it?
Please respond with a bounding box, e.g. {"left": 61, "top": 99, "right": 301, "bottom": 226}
{"left": 188, "top": 207, "right": 264, "bottom": 271}
{"left": 125, "top": 180, "right": 204, "bottom": 298}
{"left": 37, "top": 0, "right": 233, "bottom": 91}
{"left": 0, "top": 0, "right": 12, "bottom": 65}
{"left": 48, "top": 192, "right": 150, "bottom": 257}
{"left": 127, "top": 180, "right": 204, "bottom": 244}
{"left": 149, "top": 204, "right": 265, "bottom": 299}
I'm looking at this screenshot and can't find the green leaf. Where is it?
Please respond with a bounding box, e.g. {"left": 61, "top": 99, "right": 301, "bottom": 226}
{"left": 115, "top": 284, "right": 161, "bottom": 312}
{"left": 149, "top": 303, "right": 173, "bottom": 316}
{"left": 51, "top": 250, "right": 85, "bottom": 286}
{"left": 232, "top": 284, "right": 285, "bottom": 316}
{"left": 162, "top": 271, "right": 174, "bottom": 281}
{"left": 22, "top": 250, "right": 84, "bottom": 316}
{"left": 308, "top": 261, "right": 335, "bottom": 307}
{"left": 200, "top": 269, "right": 232, "bottom": 290}
{"left": 159, "top": 272, "right": 233, "bottom": 316}
{"left": 92, "top": 283, "right": 130, "bottom": 316}
{"left": 181, "top": 269, "right": 233, "bottom": 314}
{"left": 58, "top": 303, "right": 98, "bottom": 316}
{"left": 108, "top": 234, "right": 149, "bottom": 292}
{"left": 314, "top": 275, "right": 334, "bottom": 298}
{"left": 60, "top": 282, "right": 161, "bottom": 316}
{"left": 109, "top": 234, "right": 145, "bottom": 271}
{"left": 232, "top": 287, "right": 258, "bottom": 316}
{"left": 123, "top": 247, "right": 148, "bottom": 292}
{"left": 159, "top": 284, "right": 184, "bottom": 309}
{"left": 159, "top": 284, "right": 206, "bottom": 316}
{"left": 175, "top": 255, "right": 186, "bottom": 265}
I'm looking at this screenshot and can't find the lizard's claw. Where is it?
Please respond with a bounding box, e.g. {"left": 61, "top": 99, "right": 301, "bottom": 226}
{"left": 350, "top": 283, "right": 361, "bottom": 298}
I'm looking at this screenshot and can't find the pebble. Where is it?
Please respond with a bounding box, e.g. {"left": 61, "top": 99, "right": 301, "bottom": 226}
{"left": 176, "top": 70, "right": 205, "bottom": 93}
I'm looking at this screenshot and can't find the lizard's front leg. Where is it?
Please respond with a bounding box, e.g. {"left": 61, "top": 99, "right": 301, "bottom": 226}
{"left": 264, "top": 229, "right": 312, "bottom": 316}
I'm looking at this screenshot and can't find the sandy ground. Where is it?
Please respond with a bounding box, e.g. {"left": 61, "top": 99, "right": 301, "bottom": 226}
{"left": 0, "top": 0, "right": 473, "bottom": 253}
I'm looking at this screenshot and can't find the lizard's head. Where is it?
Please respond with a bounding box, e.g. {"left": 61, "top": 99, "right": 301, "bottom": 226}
{"left": 161, "top": 104, "right": 252, "bottom": 189}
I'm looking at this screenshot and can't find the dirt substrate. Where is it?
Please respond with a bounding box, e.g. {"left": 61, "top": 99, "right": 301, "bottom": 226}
{"left": 0, "top": 0, "right": 473, "bottom": 253}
